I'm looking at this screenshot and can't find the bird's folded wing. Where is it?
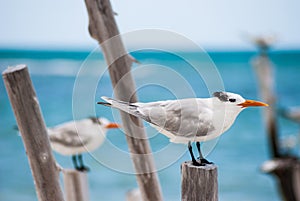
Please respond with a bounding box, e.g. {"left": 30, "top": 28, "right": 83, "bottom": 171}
{"left": 136, "top": 99, "right": 215, "bottom": 138}
{"left": 48, "top": 129, "right": 91, "bottom": 147}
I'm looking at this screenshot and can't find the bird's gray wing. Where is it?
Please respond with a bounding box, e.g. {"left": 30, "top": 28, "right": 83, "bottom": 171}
{"left": 100, "top": 97, "right": 215, "bottom": 137}
{"left": 49, "top": 129, "right": 90, "bottom": 147}
{"left": 137, "top": 99, "right": 215, "bottom": 138}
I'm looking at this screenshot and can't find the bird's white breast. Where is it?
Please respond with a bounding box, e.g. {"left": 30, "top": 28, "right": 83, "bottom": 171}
{"left": 149, "top": 99, "right": 243, "bottom": 144}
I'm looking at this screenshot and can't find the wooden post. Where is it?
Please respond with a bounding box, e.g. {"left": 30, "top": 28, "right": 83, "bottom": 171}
{"left": 2, "top": 65, "right": 64, "bottom": 201}
{"left": 181, "top": 162, "right": 218, "bottom": 201}
{"left": 251, "top": 38, "right": 300, "bottom": 201}
{"left": 252, "top": 55, "right": 280, "bottom": 157}
{"left": 253, "top": 54, "right": 300, "bottom": 201}
{"left": 84, "top": 1, "right": 163, "bottom": 201}
{"left": 63, "top": 169, "right": 89, "bottom": 201}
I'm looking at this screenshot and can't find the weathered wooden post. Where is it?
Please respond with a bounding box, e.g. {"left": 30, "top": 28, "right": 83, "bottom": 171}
{"left": 251, "top": 36, "right": 300, "bottom": 201}
{"left": 181, "top": 162, "right": 218, "bottom": 201}
{"left": 252, "top": 53, "right": 280, "bottom": 157}
{"left": 63, "top": 169, "right": 89, "bottom": 201}
{"left": 2, "top": 65, "right": 64, "bottom": 201}
{"left": 84, "top": 1, "right": 163, "bottom": 201}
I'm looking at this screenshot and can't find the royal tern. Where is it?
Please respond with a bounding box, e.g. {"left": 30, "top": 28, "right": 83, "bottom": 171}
{"left": 97, "top": 92, "right": 268, "bottom": 166}
{"left": 48, "top": 117, "right": 119, "bottom": 171}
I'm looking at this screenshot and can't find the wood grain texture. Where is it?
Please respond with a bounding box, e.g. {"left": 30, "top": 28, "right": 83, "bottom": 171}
{"left": 2, "top": 65, "right": 64, "bottom": 201}
{"left": 181, "top": 162, "right": 218, "bottom": 201}
{"left": 63, "top": 169, "right": 89, "bottom": 201}
{"left": 83, "top": 1, "right": 163, "bottom": 201}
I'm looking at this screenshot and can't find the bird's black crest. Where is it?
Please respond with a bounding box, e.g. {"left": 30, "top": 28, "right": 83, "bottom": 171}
{"left": 89, "top": 116, "right": 101, "bottom": 124}
{"left": 213, "top": 92, "right": 229, "bottom": 102}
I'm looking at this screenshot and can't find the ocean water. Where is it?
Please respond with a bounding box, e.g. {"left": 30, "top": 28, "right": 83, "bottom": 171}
{"left": 1, "top": 49, "right": 300, "bottom": 201}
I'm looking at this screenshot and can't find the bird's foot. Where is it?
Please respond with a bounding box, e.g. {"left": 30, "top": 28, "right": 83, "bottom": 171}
{"left": 200, "top": 158, "right": 213, "bottom": 165}
{"left": 191, "top": 159, "right": 206, "bottom": 166}
{"left": 76, "top": 166, "right": 90, "bottom": 172}
{"left": 192, "top": 160, "right": 201, "bottom": 166}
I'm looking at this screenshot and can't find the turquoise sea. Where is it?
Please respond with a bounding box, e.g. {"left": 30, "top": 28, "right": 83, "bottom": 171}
{"left": 1, "top": 49, "right": 300, "bottom": 201}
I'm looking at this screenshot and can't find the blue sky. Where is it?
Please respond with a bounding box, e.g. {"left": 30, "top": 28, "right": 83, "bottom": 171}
{"left": 1, "top": 0, "right": 299, "bottom": 50}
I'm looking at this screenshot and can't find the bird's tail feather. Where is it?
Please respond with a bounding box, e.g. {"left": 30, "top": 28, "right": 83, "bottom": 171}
{"left": 98, "top": 96, "right": 143, "bottom": 119}
{"left": 97, "top": 102, "right": 112, "bottom": 107}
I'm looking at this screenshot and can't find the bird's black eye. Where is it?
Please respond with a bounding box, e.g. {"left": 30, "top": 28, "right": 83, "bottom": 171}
{"left": 229, "top": 98, "right": 236, "bottom": 103}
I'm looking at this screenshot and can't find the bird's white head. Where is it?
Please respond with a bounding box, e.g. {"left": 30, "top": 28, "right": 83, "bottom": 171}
{"left": 89, "top": 117, "right": 120, "bottom": 130}
{"left": 213, "top": 92, "right": 268, "bottom": 109}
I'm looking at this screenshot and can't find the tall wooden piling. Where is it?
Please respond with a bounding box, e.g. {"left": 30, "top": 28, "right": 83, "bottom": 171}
{"left": 84, "top": 1, "right": 163, "bottom": 201}
{"left": 251, "top": 36, "right": 300, "bottom": 201}
{"left": 181, "top": 162, "right": 218, "bottom": 201}
{"left": 252, "top": 55, "right": 280, "bottom": 157}
{"left": 2, "top": 65, "right": 64, "bottom": 201}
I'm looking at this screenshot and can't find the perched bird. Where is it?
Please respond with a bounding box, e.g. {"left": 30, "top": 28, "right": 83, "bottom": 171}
{"left": 97, "top": 92, "right": 268, "bottom": 166}
{"left": 48, "top": 117, "right": 119, "bottom": 171}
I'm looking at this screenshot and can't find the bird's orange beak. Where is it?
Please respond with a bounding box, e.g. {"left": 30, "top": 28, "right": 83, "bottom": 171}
{"left": 238, "top": 99, "right": 269, "bottom": 108}
{"left": 105, "top": 123, "right": 120, "bottom": 129}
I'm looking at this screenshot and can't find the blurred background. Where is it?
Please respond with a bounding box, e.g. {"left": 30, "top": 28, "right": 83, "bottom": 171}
{"left": 1, "top": 1, "right": 300, "bottom": 201}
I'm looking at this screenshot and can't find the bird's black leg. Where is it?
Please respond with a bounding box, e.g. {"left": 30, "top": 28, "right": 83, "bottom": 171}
{"left": 72, "top": 155, "right": 80, "bottom": 170}
{"left": 78, "top": 154, "right": 90, "bottom": 172}
{"left": 196, "top": 141, "right": 204, "bottom": 159}
{"left": 188, "top": 141, "right": 201, "bottom": 166}
{"left": 196, "top": 141, "right": 213, "bottom": 165}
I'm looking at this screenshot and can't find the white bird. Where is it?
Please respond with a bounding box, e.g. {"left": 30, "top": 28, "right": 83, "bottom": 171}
{"left": 97, "top": 92, "right": 268, "bottom": 166}
{"left": 48, "top": 117, "right": 119, "bottom": 171}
